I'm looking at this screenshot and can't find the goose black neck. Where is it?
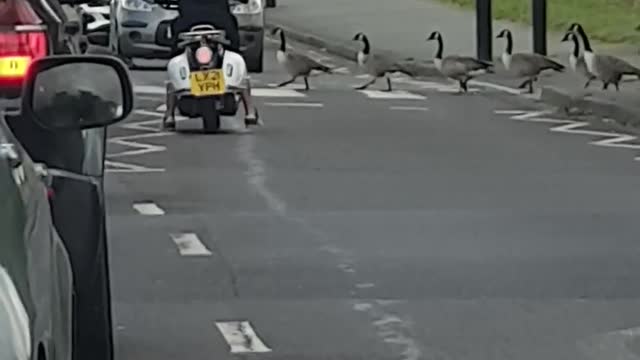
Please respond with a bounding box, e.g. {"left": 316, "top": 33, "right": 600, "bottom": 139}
{"left": 505, "top": 31, "right": 513, "bottom": 54}
{"left": 570, "top": 35, "right": 579, "bottom": 58}
{"left": 576, "top": 26, "right": 592, "bottom": 52}
{"left": 435, "top": 35, "right": 443, "bottom": 59}
{"left": 361, "top": 35, "right": 370, "bottom": 55}
{"left": 279, "top": 30, "right": 286, "bottom": 51}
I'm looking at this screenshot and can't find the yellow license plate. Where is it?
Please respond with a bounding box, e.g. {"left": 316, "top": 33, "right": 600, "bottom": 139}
{"left": 0, "top": 56, "right": 30, "bottom": 77}
{"left": 189, "top": 69, "right": 226, "bottom": 96}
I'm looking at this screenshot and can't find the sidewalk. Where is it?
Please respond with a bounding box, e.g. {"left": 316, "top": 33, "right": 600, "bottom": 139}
{"left": 265, "top": 0, "right": 640, "bottom": 127}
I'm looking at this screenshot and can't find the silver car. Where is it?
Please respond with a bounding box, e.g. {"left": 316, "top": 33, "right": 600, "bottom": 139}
{"left": 109, "top": 0, "right": 265, "bottom": 72}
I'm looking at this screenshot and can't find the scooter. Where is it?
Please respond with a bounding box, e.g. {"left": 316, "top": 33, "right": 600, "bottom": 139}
{"left": 157, "top": 21, "right": 257, "bottom": 133}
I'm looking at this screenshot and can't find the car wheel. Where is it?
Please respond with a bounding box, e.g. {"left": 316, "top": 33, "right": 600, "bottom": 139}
{"left": 266, "top": 0, "right": 276, "bottom": 7}
{"left": 246, "top": 39, "right": 264, "bottom": 73}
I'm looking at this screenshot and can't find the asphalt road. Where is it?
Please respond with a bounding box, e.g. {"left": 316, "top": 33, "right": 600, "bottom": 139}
{"left": 105, "top": 37, "right": 640, "bottom": 360}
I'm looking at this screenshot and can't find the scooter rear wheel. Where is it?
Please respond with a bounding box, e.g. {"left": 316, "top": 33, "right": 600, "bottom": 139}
{"left": 200, "top": 98, "right": 220, "bottom": 133}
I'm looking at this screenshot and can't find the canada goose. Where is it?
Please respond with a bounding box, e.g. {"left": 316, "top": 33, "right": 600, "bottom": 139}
{"left": 271, "top": 27, "right": 332, "bottom": 91}
{"left": 426, "top": 30, "right": 493, "bottom": 93}
{"left": 568, "top": 23, "right": 640, "bottom": 91}
{"left": 560, "top": 31, "right": 596, "bottom": 88}
{"left": 496, "top": 29, "right": 565, "bottom": 93}
{"left": 352, "top": 32, "right": 413, "bottom": 91}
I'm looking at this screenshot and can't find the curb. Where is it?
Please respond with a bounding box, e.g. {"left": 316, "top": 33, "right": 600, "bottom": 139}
{"left": 265, "top": 19, "right": 639, "bottom": 127}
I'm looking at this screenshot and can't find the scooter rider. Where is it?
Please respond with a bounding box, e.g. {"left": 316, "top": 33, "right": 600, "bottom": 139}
{"left": 170, "top": 0, "right": 260, "bottom": 127}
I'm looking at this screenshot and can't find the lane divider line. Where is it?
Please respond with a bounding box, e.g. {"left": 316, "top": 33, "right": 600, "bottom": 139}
{"left": 170, "top": 233, "right": 212, "bottom": 256}
{"left": 133, "top": 202, "right": 165, "bottom": 216}
{"left": 215, "top": 321, "right": 272, "bottom": 353}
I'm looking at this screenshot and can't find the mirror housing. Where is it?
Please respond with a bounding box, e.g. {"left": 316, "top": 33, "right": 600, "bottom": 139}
{"left": 21, "top": 55, "right": 134, "bottom": 131}
{"left": 155, "top": 19, "right": 174, "bottom": 47}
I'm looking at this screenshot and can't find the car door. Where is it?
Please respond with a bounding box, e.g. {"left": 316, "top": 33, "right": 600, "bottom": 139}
{"left": 0, "top": 114, "right": 74, "bottom": 360}
{"left": 7, "top": 109, "right": 114, "bottom": 360}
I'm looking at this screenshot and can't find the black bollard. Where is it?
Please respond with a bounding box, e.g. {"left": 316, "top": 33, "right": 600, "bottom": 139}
{"left": 476, "top": 0, "right": 492, "bottom": 61}
{"left": 532, "top": 0, "right": 547, "bottom": 55}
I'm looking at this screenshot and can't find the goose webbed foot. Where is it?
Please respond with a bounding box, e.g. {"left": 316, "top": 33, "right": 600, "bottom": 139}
{"left": 303, "top": 77, "right": 310, "bottom": 91}
{"left": 382, "top": 78, "right": 393, "bottom": 92}
{"left": 355, "top": 78, "right": 376, "bottom": 91}
{"left": 277, "top": 78, "right": 296, "bottom": 88}
{"left": 517, "top": 79, "right": 534, "bottom": 94}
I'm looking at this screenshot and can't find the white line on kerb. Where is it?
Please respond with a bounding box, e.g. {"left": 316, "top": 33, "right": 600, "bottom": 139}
{"left": 170, "top": 233, "right": 212, "bottom": 256}
{"left": 264, "top": 102, "right": 324, "bottom": 108}
{"left": 215, "top": 321, "right": 272, "bottom": 353}
{"left": 133, "top": 202, "right": 165, "bottom": 216}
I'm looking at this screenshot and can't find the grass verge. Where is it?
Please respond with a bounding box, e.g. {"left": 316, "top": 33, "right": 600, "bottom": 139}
{"left": 432, "top": 0, "right": 640, "bottom": 43}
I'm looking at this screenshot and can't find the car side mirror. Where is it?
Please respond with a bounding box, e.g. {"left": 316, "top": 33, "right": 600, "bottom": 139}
{"left": 21, "top": 55, "right": 134, "bottom": 131}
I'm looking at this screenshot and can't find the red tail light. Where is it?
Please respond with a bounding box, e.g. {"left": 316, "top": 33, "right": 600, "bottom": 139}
{"left": 195, "top": 46, "right": 213, "bottom": 65}
{"left": 0, "top": 0, "right": 47, "bottom": 86}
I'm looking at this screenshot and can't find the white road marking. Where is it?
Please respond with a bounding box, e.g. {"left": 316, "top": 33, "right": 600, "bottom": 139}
{"left": 134, "top": 85, "right": 166, "bottom": 95}
{"left": 494, "top": 110, "right": 526, "bottom": 115}
{"left": 469, "top": 80, "right": 523, "bottom": 95}
{"left": 495, "top": 109, "right": 640, "bottom": 157}
{"left": 353, "top": 302, "right": 373, "bottom": 311}
{"left": 251, "top": 88, "right": 307, "bottom": 97}
{"left": 133, "top": 202, "right": 165, "bottom": 216}
{"left": 108, "top": 133, "right": 168, "bottom": 158}
{"left": 264, "top": 102, "right": 324, "bottom": 108}
{"left": 390, "top": 106, "right": 429, "bottom": 111}
{"left": 237, "top": 135, "right": 287, "bottom": 215}
{"left": 136, "top": 95, "right": 162, "bottom": 101}
{"left": 105, "top": 160, "right": 165, "bottom": 173}
{"left": 360, "top": 90, "right": 426, "bottom": 100}
{"left": 592, "top": 135, "right": 640, "bottom": 149}
{"left": 395, "top": 78, "right": 480, "bottom": 93}
{"left": 134, "top": 109, "right": 166, "bottom": 117}
{"left": 355, "top": 282, "right": 375, "bottom": 289}
{"left": 170, "top": 233, "right": 212, "bottom": 256}
{"left": 331, "top": 66, "right": 351, "bottom": 74}
{"left": 578, "top": 326, "right": 640, "bottom": 360}
{"left": 215, "top": 321, "right": 272, "bottom": 353}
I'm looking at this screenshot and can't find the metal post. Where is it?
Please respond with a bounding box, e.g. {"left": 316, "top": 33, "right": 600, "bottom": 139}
{"left": 476, "top": 0, "right": 492, "bottom": 61}
{"left": 532, "top": 0, "right": 547, "bottom": 55}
